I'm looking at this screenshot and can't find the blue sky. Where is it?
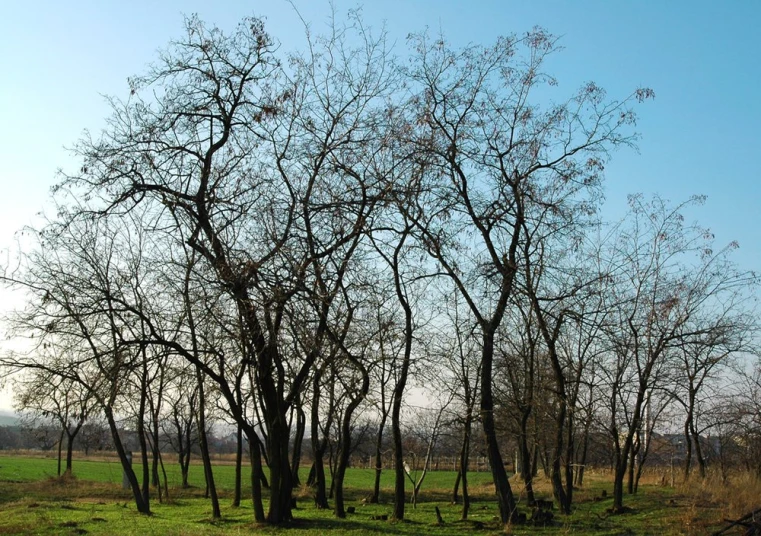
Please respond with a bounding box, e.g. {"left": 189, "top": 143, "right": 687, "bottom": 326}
{"left": 3, "top": 1, "right": 760, "bottom": 405}
{"left": 0, "top": 2, "right": 759, "bottom": 412}
{"left": 1, "top": 1, "right": 759, "bottom": 273}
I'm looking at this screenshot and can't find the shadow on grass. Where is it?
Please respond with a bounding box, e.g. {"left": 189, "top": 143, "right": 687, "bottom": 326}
{"left": 278, "top": 516, "right": 430, "bottom": 534}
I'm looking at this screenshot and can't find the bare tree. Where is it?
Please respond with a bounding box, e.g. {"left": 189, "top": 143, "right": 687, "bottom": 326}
{"left": 56, "top": 13, "right": 395, "bottom": 523}
{"left": 1, "top": 214, "right": 157, "bottom": 514}
{"left": 496, "top": 303, "right": 542, "bottom": 506}
{"left": 331, "top": 288, "right": 371, "bottom": 519}
{"left": 13, "top": 368, "right": 96, "bottom": 475}
{"left": 671, "top": 259, "right": 757, "bottom": 480}
{"left": 404, "top": 394, "right": 454, "bottom": 508}
{"left": 369, "top": 208, "right": 435, "bottom": 521}
{"left": 364, "top": 287, "right": 403, "bottom": 505}
{"left": 400, "top": 29, "right": 650, "bottom": 523}
{"left": 436, "top": 290, "right": 481, "bottom": 519}
{"left": 57, "top": 10, "right": 398, "bottom": 523}
{"left": 307, "top": 357, "right": 339, "bottom": 509}
{"left": 600, "top": 194, "right": 754, "bottom": 510}
{"left": 162, "top": 361, "right": 198, "bottom": 489}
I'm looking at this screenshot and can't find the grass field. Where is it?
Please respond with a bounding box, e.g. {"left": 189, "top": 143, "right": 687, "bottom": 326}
{"left": 0, "top": 452, "right": 754, "bottom": 535}
{"left": 0, "top": 454, "right": 496, "bottom": 494}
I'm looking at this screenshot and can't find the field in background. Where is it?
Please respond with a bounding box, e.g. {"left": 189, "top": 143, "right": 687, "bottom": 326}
{"left": 0, "top": 451, "right": 497, "bottom": 496}
{"left": 0, "top": 452, "right": 758, "bottom": 535}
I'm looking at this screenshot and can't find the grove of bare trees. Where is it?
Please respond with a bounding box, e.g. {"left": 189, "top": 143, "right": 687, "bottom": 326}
{"left": 1, "top": 11, "right": 758, "bottom": 527}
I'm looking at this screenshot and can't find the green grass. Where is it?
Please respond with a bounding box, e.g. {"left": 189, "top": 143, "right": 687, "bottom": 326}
{"left": 0, "top": 453, "right": 735, "bottom": 535}
{"left": 0, "top": 454, "right": 495, "bottom": 497}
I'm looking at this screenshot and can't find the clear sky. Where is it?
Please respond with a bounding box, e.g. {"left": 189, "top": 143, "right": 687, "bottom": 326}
{"left": 1, "top": 1, "right": 760, "bottom": 407}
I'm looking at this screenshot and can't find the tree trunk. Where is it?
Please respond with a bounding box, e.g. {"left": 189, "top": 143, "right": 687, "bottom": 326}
{"left": 531, "top": 443, "right": 539, "bottom": 477}
{"left": 157, "top": 450, "right": 170, "bottom": 503}
{"left": 264, "top": 403, "right": 294, "bottom": 523}
{"left": 57, "top": 428, "right": 64, "bottom": 476}
{"left": 451, "top": 470, "right": 461, "bottom": 505}
{"left": 150, "top": 415, "right": 162, "bottom": 502}
{"left": 232, "top": 423, "right": 242, "bottom": 507}
{"left": 627, "top": 437, "right": 640, "bottom": 495}
{"left": 611, "top": 377, "right": 650, "bottom": 511}
{"left": 328, "top": 442, "right": 337, "bottom": 499}
{"left": 65, "top": 432, "right": 75, "bottom": 474}
{"left": 574, "top": 411, "right": 591, "bottom": 487}
{"left": 612, "top": 418, "right": 637, "bottom": 511}
{"left": 455, "top": 400, "right": 475, "bottom": 520}
{"left": 376, "top": 228, "right": 414, "bottom": 521}
{"left": 550, "top": 406, "right": 570, "bottom": 514}
{"left": 527, "top": 287, "right": 571, "bottom": 515}
{"left": 690, "top": 421, "right": 706, "bottom": 479}
{"left": 311, "top": 454, "right": 329, "bottom": 509}
{"left": 309, "top": 365, "right": 330, "bottom": 509}
{"left": 518, "top": 411, "right": 536, "bottom": 505}
{"left": 480, "top": 328, "right": 518, "bottom": 524}
{"left": 562, "top": 408, "right": 575, "bottom": 512}
{"left": 613, "top": 462, "right": 626, "bottom": 511}
{"left": 683, "top": 419, "right": 693, "bottom": 480}
{"left": 180, "top": 444, "right": 190, "bottom": 488}
{"left": 137, "top": 370, "right": 151, "bottom": 510}
{"left": 391, "top": 307, "right": 412, "bottom": 521}
{"left": 335, "top": 355, "right": 369, "bottom": 519}
{"left": 105, "top": 406, "right": 150, "bottom": 514}
{"left": 291, "top": 404, "right": 306, "bottom": 488}
{"left": 196, "top": 372, "right": 221, "bottom": 519}
{"left": 248, "top": 438, "right": 266, "bottom": 522}
{"left": 369, "top": 410, "right": 388, "bottom": 504}
{"left": 459, "top": 426, "right": 471, "bottom": 520}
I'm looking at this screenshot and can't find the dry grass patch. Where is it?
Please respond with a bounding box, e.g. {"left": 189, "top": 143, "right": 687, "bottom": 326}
{"left": 676, "top": 470, "right": 761, "bottom": 531}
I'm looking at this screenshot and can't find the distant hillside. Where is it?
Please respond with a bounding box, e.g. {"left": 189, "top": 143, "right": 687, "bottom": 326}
{"left": 0, "top": 411, "right": 19, "bottom": 427}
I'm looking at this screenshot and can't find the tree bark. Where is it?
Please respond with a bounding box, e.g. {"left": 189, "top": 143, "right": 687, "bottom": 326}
{"left": 137, "top": 355, "right": 151, "bottom": 510}
{"left": 65, "top": 432, "right": 75, "bottom": 474}
{"left": 369, "top": 410, "right": 388, "bottom": 504}
{"left": 309, "top": 364, "right": 331, "bottom": 509}
{"left": 57, "top": 429, "right": 64, "bottom": 477}
{"left": 105, "top": 406, "right": 150, "bottom": 514}
{"left": 334, "top": 357, "right": 370, "bottom": 518}
{"left": 575, "top": 406, "right": 592, "bottom": 487}
{"left": 248, "top": 438, "right": 266, "bottom": 522}
{"left": 232, "top": 423, "right": 243, "bottom": 506}
{"left": 451, "top": 469, "right": 461, "bottom": 505}
{"left": 459, "top": 411, "right": 472, "bottom": 520}
{"left": 196, "top": 371, "right": 221, "bottom": 519}
{"left": 390, "top": 296, "right": 412, "bottom": 521}
{"left": 690, "top": 419, "right": 706, "bottom": 479}
{"left": 291, "top": 404, "right": 306, "bottom": 488}
{"left": 264, "top": 400, "right": 294, "bottom": 523}
{"left": 518, "top": 410, "right": 536, "bottom": 505}
{"left": 480, "top": 328, "right": 518, "bottom": 524}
